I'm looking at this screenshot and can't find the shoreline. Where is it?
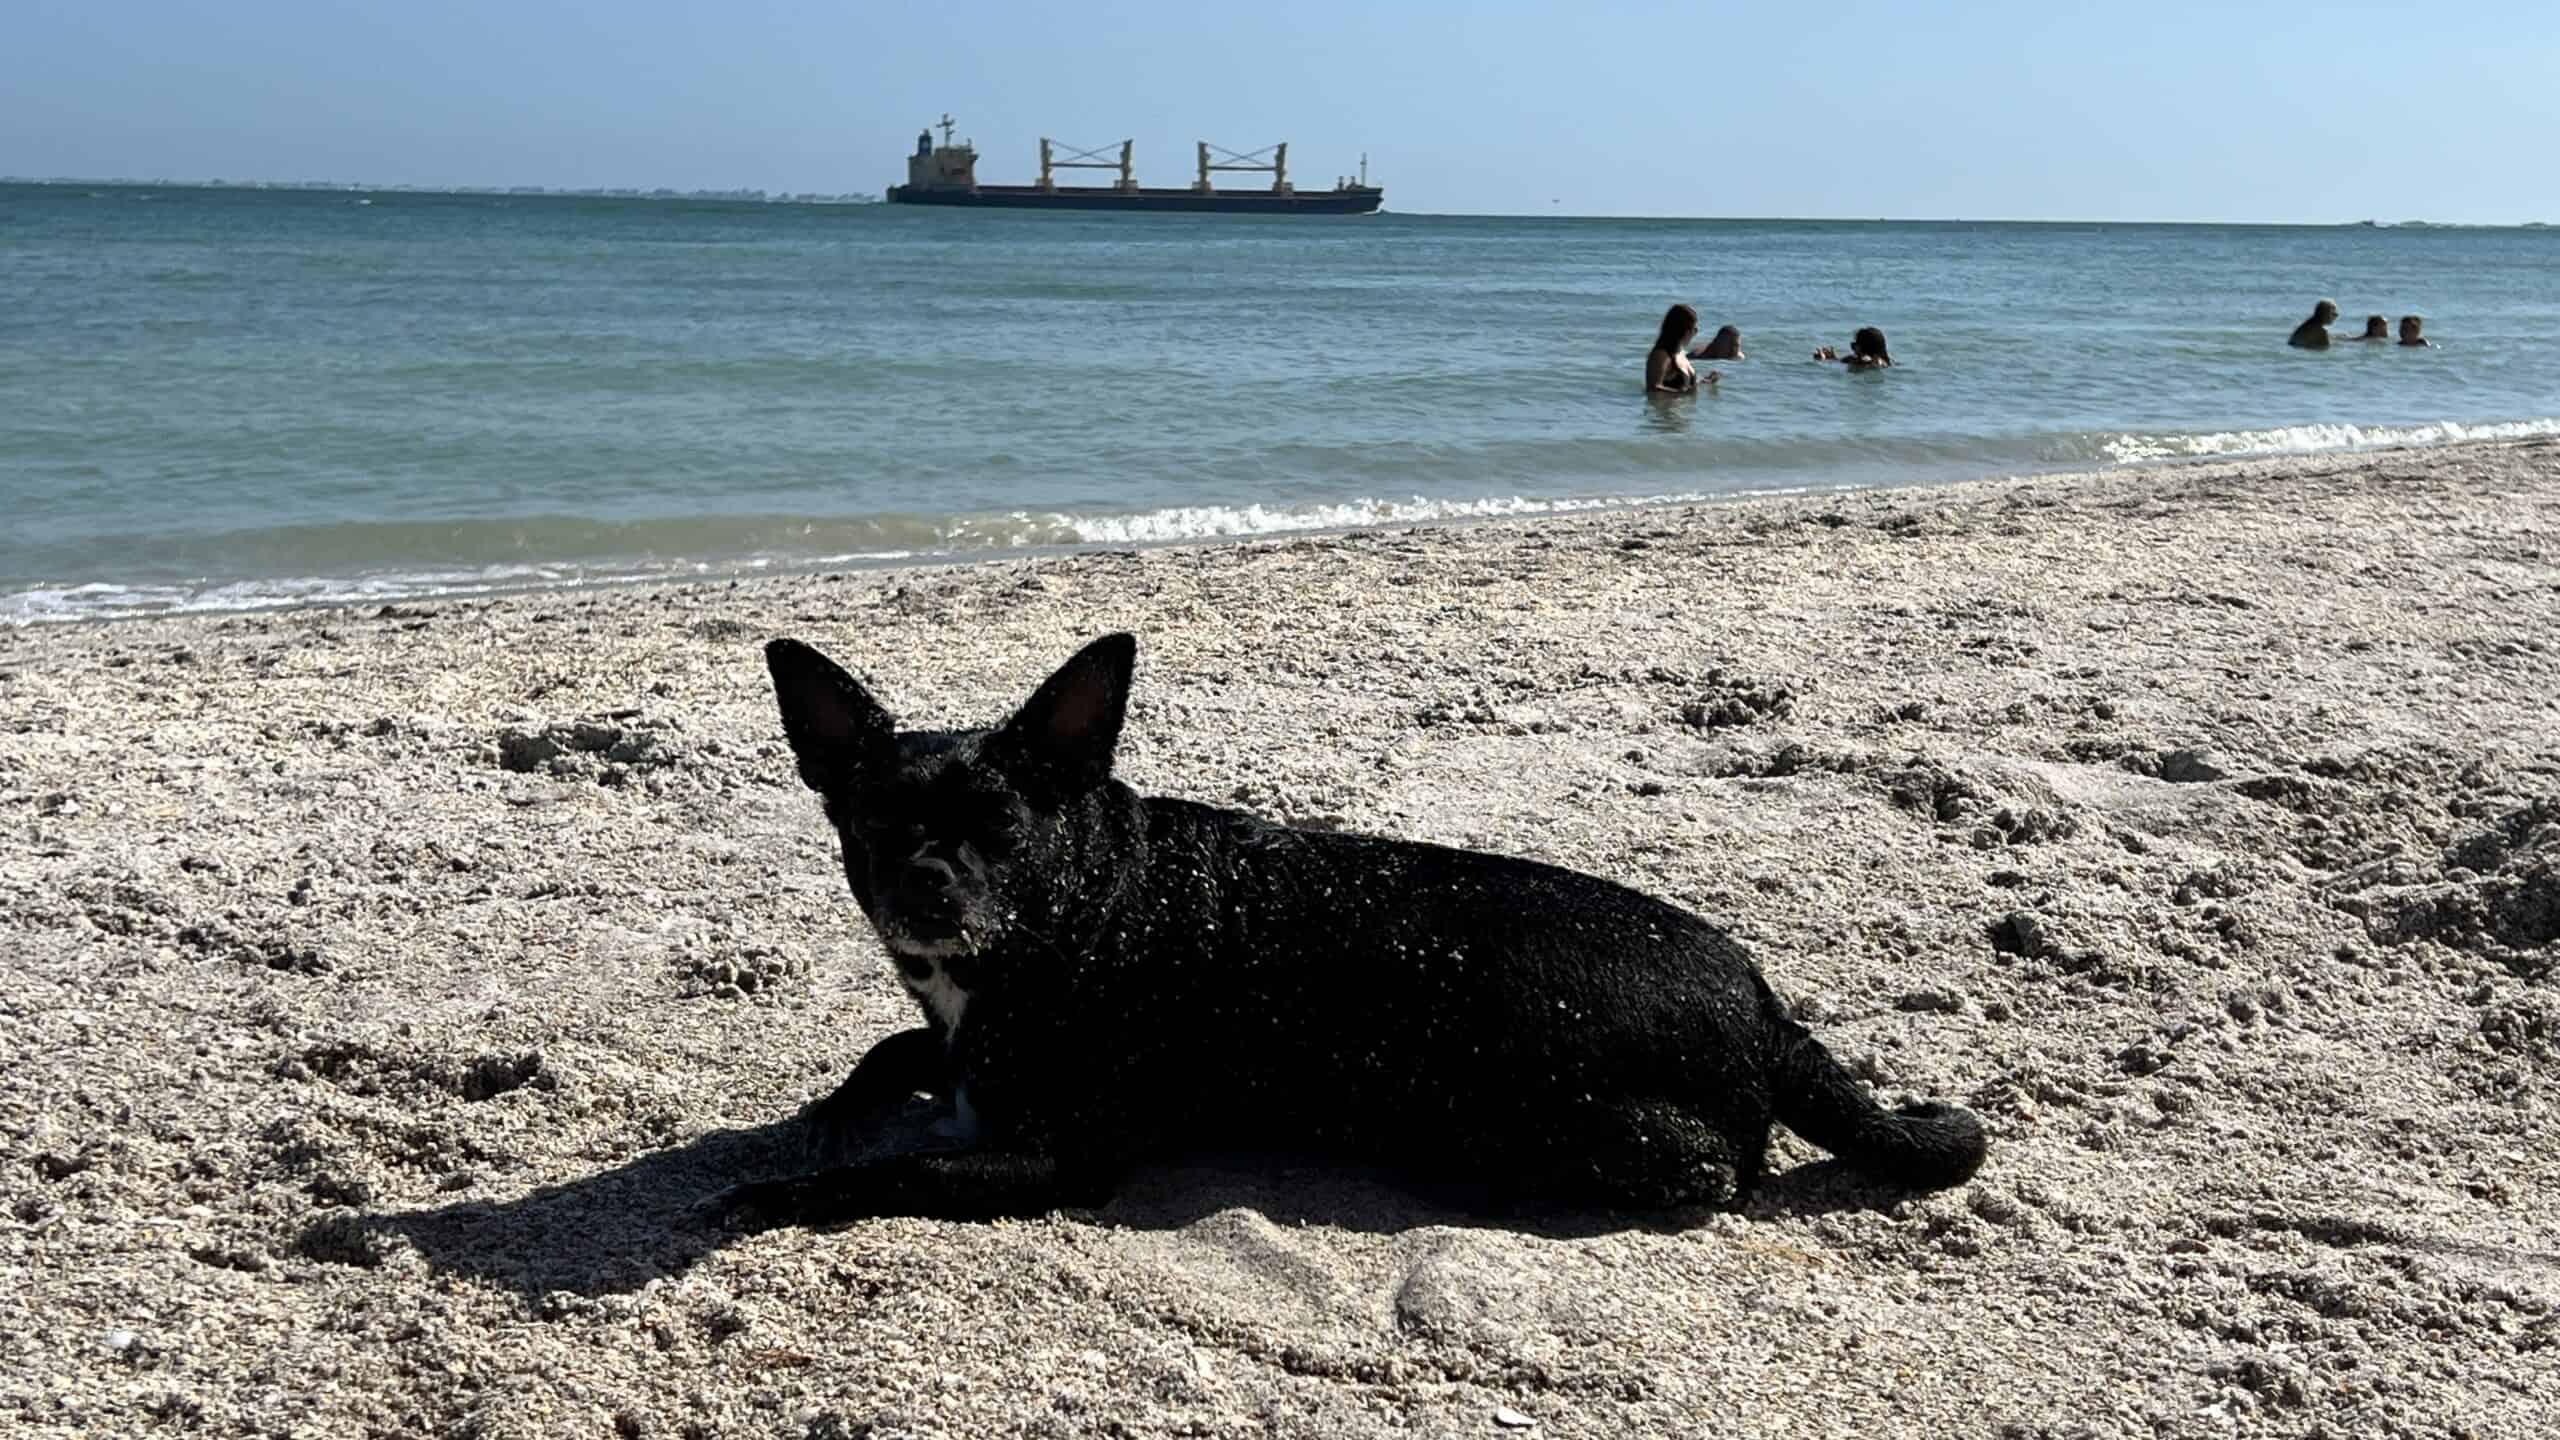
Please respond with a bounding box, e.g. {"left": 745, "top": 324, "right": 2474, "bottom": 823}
{"left": 3, "top": 436, "right": 2556, "bottom": 1436}
{"left": 13, "top": 429, "right": 2560, "bottom": 630}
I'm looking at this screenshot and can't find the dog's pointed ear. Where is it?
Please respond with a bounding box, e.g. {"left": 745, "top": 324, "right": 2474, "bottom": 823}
{"left": 765, "top": 638, "right": 893, "bottom": 792}
{"left": 991, "top": 633, "right": 1136, "bottom": 797}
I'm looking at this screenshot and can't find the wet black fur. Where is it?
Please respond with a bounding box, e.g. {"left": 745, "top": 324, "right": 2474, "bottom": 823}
{"left": 709, "top": 633, "right": 1986, "bottom": 1228}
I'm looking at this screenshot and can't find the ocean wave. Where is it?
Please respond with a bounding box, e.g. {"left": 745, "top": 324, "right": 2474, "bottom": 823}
{"left": 1, "top": 488, "right": 1851, "bottom": 624}
{"left": 9, "top": 419, "right": 2551, "bottom": 624}
{"left": 1036, "top": 489, "right": 1757, "bottom": 544}
{"left": 2100, "top": 416, "right": 2560, "bottom": 464}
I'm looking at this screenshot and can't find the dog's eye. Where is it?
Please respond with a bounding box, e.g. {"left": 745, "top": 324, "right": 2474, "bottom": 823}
{"left": 971, "top": 802, "right": 1024, "bottom": 845}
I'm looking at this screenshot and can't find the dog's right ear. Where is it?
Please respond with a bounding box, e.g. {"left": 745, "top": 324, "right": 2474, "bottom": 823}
{"left": 988, "top": 632, "right": 1136, "bottom": 800}
{"left": 764, "top": 639, "right": 894, "bottom": 793}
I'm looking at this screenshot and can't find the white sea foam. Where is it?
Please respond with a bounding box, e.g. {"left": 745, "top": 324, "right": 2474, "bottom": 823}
{"left": 3, "top": 565, "right": 620, "bottom": 625}
{"left": 0, "top": 551, "right": 934, "bottom": 624}
{"left": 10, "top": 420, "right": 2550, "bottom": 624}
{"left": 0, "top": 489, "right": 1761, "bottom": 621}
{"left": 2100, "top": 416, "right": 2560, "bottom": 464}
{"left": 1041, "top": 489, "right": 1737, "bottom": 545}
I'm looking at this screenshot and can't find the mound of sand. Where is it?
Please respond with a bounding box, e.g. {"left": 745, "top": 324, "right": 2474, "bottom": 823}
{"left": 3, "top": 440, "right": 2556, "bottom": 1437}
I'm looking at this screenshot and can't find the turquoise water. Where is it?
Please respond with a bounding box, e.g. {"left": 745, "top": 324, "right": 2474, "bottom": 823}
{"left": 5, "top": 182, "right": 2556, "bottom": 621}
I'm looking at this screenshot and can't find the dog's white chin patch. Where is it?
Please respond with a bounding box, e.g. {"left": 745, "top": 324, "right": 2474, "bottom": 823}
{"left": 877, "top": 930, "right": 973, "bottom": 1035}
{"left": 903, "top": 963, "right": 970, "bottom": 1035}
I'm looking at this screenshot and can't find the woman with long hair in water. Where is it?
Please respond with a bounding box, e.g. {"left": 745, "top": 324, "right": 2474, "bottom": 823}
{"left": 1645, "top": 304, "right": 1722, "bottom": 393}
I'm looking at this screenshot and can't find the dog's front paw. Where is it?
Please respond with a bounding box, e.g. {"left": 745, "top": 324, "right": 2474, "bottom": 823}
{"left": 800, "top": 1091, "right": 874, "bottom": 1170}
{"left": 686, "top": 1178, "right": 802, "bottom": 1234}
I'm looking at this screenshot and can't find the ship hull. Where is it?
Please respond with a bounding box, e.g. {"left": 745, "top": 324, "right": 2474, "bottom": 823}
{"left": 887, "top": 184, "right": 1381, "bottom": 215}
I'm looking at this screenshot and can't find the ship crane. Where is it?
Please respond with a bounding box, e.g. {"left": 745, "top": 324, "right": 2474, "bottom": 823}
{"left": 1039, "top": 138, "right": 1137, "bottom": 193}
{"left": 1196, "top": 140, "right": 1290, "bottom": 195}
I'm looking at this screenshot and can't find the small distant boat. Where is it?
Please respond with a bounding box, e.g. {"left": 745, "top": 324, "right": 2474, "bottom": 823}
{"left": 885, "top": 114, "right": 1383, "bottom": 216}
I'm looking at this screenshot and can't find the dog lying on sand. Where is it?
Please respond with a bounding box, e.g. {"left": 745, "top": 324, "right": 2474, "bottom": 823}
{"left": 704, "top": 634, "right": 1985, "bottom": 1228}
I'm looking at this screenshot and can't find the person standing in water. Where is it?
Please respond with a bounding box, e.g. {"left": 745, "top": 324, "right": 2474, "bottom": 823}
{"left": 2289, "top": 300, "right": 2341, "bottom": 349}
{"left": 2398, "top": 315, "right": 2434, "bottom": 347}
{"left": 2348, "top": 314, "right": 2391, "bottom": 341}
{"left": 1645, "top": 304, "right": 1722, "bottom": 393}
{"left": 1697, "top": 325, "right": 1744, "bottom": 360}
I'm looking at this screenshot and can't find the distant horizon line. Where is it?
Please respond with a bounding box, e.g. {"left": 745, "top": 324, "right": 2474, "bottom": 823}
{"left": 1, "top": 175, "right": 883, "bottom": 204}
{"left": 3, "top": 176, "right": 2547, "bottom": 229}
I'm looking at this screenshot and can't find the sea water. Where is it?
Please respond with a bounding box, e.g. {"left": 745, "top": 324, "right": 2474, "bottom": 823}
{"left": 5, "top": 183, "right": 2555, "bottom": 621}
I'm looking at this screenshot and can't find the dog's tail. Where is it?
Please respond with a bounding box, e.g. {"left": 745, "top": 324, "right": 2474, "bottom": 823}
{"left": 1766, "top": 1002, "right": 1987, "bottom": 1191}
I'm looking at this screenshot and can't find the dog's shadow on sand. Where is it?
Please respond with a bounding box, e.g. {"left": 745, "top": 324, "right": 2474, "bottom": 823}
{"left": 356, "top": 1116, "right": 1913, "bottom": 1302}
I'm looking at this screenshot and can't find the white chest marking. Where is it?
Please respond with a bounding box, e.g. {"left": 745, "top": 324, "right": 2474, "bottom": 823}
{"left": 900, "top": 961, "right": 971, "bottom": 1036}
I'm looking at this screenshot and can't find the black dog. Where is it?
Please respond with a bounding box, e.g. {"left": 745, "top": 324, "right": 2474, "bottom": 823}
{"left": 708, "top": 633, "right": 1984, "bottom": 1227}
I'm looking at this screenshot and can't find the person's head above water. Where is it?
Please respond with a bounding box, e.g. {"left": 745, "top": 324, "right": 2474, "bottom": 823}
{"left": 1699, "top": 325, "right": 1743, "bottom": 359}
{"left": 2357, "top": 314, "right": 2390, "bottom": 340}
{"left": 2289, "top": 300, "right": 2340, "bottom": 348}
{"left": 1654, "top": 303, "right": 1700, "bottom": 355}
{"left": 2399, "top": 315, "right": 2428, "bottom": 345}
{"left": 1851, "top": 327, "right": 1891, "bottom": 364}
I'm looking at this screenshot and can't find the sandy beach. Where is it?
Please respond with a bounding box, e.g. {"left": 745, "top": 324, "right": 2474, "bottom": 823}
{"left": 4, "top": 438, "right": 2556, "bottom": 1439}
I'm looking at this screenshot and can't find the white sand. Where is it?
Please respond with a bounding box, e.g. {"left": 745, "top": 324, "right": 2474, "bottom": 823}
{"left": 3, "top": 439, "right": 2555, "bottom": 1438}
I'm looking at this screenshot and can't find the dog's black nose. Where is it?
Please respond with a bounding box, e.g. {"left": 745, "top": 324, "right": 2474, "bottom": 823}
{"left": 898, "top": 855, "right": 959, "bottom": 903}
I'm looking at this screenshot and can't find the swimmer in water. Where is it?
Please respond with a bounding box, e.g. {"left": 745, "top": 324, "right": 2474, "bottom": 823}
{"left": 1696, "top": 324, "right": 1744, "bottom": 360}
{"left": 1815, "top": 327, "right": 1893, "bottom": 369}
{"left": 2288, "top": 300, "right": 2340, "bottom": 349}
{"left": 2348, "top": 314, "right": 2390, "bottom": 341}
{"left": 2398, "top": 315, "right": 2433, "bottom": 347}
{"left": 1645, "top": 304, "right": 1723, "bottom": 393}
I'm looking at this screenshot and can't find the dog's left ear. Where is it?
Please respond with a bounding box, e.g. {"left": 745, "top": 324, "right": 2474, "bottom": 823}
{"left": 991, "top": 633, "right": 1136, "bottom": 798}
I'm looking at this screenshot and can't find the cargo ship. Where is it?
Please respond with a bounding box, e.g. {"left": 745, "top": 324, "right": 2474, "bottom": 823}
{"left": 886, "top": 116, "right": 1382, "bottom": 215}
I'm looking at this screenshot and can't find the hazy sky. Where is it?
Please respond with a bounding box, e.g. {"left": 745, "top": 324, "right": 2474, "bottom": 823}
{"left": 6, "top": 1, "right": 2553, "bottom": 221}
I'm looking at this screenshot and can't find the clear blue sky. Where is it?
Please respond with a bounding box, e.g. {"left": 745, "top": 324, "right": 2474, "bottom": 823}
{"left": 6, "top": 1, "right": 2553, "bottom": 222}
